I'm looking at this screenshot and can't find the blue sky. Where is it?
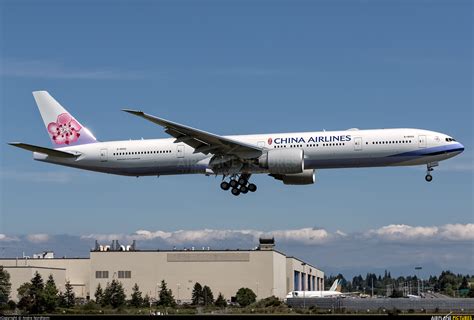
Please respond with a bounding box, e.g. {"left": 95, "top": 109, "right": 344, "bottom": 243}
{"left": 0, "top": 0, "right": 472, "bottom": 277}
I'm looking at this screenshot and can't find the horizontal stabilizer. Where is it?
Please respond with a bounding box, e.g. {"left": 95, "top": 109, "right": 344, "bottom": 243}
{"left": 8, "top": 142, "right": 79, "bottom": 158}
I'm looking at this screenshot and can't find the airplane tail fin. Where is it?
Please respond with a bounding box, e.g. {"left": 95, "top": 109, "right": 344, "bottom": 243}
{"left": 33, "top": 91, "right": 97, "bottom": 147}
{"left": 329, "top": 279, "right": 340, "bottom": 291}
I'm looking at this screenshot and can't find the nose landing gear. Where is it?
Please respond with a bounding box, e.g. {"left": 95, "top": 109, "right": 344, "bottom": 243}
{"left": 425, "top": 162, "right": 438, "bottom": 182}
{"left": 221, "top": 174, "right": 257, "bottom": 196}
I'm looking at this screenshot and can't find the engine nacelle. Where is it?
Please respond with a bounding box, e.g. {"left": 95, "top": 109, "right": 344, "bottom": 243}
{"left": 273, "top": 169, "right": 316, "bottom": 185}
{"left": 258, "top": 149, "right": 304, "bottom": 174}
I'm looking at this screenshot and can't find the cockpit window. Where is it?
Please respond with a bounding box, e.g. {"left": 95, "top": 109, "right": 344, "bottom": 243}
{"left": 445, "top": 138, "right": 456, "bottom": 142}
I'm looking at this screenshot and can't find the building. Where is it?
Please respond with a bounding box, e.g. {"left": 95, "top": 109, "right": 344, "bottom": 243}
{"left": 0, "top": 238, "right": 324, "bottom": 302}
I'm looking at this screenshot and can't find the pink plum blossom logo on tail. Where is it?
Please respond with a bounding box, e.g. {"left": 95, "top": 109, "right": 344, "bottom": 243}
{"left": 47, "top": 113, "right": 82, "bottom": 145}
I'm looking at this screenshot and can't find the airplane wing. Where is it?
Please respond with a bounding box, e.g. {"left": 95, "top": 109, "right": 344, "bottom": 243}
{"left": 122, "top": 109, "right": 263, "bottom": 159}
{"left": 8, "top": 142, "right": 79, "bottom": 158}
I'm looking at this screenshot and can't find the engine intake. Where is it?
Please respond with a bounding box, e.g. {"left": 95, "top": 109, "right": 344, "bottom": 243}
{"left": 258, "top": 149, "right": 304, "bottom": 174}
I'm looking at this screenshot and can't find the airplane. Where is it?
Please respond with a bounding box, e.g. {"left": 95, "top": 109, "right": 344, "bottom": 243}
{"left": 9, "top": 91, "right": 464, "bottom": 196}
{"left": 285, "top": 279, "right": 354, "bottom": 299}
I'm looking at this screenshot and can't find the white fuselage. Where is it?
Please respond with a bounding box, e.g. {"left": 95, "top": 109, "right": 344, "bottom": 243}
{"left": 34, "top": 128, "right": 464, "bottom": 177}
{"left": 286, "top": 290, "right": 343, "bottom": 299}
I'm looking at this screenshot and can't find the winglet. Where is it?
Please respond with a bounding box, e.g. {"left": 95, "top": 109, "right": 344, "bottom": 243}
{"left": 122, "top": 109, "right": 144, "bottom": 116}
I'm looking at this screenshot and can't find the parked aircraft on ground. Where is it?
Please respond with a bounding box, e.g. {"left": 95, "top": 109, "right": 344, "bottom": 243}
{"left": 286, "top": 279, "right": 355, "bottom": 298}
{"left": 10, "top": 91, "right": 464, "bottom": 196}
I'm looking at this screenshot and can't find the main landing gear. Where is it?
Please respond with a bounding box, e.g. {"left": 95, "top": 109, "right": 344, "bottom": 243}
{"left": 220, "top": 174, "right": 257, "bottom": 196}
{"left": 425, "top": 162, "right": 438, "bottom": 182}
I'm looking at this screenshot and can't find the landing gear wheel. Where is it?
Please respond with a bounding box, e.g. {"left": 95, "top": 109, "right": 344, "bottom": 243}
{"left": 231, "top": 188, "right": 240, "bottom": 196}
{"left": 240, "top": 186, "right": 248, "bottom": 194}
{"left": 229, "top": 180, "right": 238, "bottom": 188}
{"left": 238, "top": 177, "right": 247, "bottom": 186}
{"left": 220, "top": 181, "right": 230, "bottom": 190}
{"left": 248, "top": 183, "right": 257, "bottom": 192}
{"left": 425, "top": 174, "right": 433, "bottom": 182}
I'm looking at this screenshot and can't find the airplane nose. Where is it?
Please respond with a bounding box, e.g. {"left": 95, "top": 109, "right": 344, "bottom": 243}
{"left": 453, "top": 142, "right": 465, "bottom": 154}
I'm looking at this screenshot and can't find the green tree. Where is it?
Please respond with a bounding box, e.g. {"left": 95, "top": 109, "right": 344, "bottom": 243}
{"left": 0, "top": 267, "right": 11, "bottom": 306}
{"left": 191, "top": 282, "right": 203, "bottom": 305}
{"left": 444, "top": 283, "right": 454, "bottom": 297}
{"left": 235, "top": 287, "right": 256, "bottom": 307}
{"left": 459, "top": 277, "right": 469, "bottom": 290}
{"left": 58, "top": 292, "right": 66, "bottom": 308}
{"left": 202, "top": 285, "right": 214, "bottom": 306}
{"left": 215, "top": 292, "right": 227, "bottom": 308}
{"left": 390, "top": 289, "right": 403, "bottom": 298}
{"left": 61, "top": 280, "right": 75, "bottom": 308}
{"left": 439, "top": 271, "right": 458, "bottom": 295}
{"left": 30, "top": 272, "right": 45, "bottom": 313}
{"left": 103, "top": 279, "right": 126, "bottom": 308}
{"left": 16, "top": 272, "right": 46, "bottom": 313}
{"left": 157, "top": 280, "right": 175, "bottom": 307}
{"left": 43, "top": 274, "right": 59, "bottom": 312}
{"left": 468, "top": 287, "right": 474, "bottom": 298}
{"left": 130, "top": 283, "right": 143, "bottom": 307}
{"left": 94, "top": 283, "right": 104, "bottom": 305}
{"left": 143, "top": 294, "right": 151, "bottom": 307}
{"left": 256, "top": 296, "right": 281, "bottom": 308}
{"left": 17, "top": 282, "right": 33, "bottom": 311}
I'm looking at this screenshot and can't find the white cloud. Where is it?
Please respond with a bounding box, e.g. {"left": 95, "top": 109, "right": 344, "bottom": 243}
{"left": 76, "top": 223, "right": 474, "bottom": 246}
{"left": 0, "top": 234, "right": 19, "bottom": 242}
{"left": 81, "top": 233, "right": 125, "bottom": 242}
{"left": 367, "top": 223, "right": 474, "bottom": 242}
{"left": 368, "top": 224, "right": 439, "bottom": 241}
{"left": 168, "top": 229, "right": 253, "bottom": 244}
{"left": 335, "top": 230, "right": 348, "bottom": 237}
{"left": 132, "top": 230, "right": 172, "bottom": 240}
{"left": 27, "top": 234, "right": 50, "bottom": 243}
{"left": 82, "top": 227, "right": 334, "bottom": 246}
{"left": 439, "top": 224, "right": 474, "bottom": 241}
{"left": 269, "top": 228, "right": 331, "bottom": 244}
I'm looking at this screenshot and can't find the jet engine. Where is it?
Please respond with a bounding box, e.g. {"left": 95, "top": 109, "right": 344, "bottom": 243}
{"left": 271, "top": 169, "right": 316, "bottom": 185}
{"left": 258, "top": 149, "right": 304, "bottom": 174}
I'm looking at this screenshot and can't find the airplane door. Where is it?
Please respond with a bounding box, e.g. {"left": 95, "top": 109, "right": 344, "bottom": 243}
{"left": 257, "top": 141, "right": 265, "bottom": 148}
{"left": 177, "top": 145, "right": 184, "bottom": 158}
{"left": 100, "top": 148, "right": 108, "bottom": 162}
{"left": 354, "top": 137, "right": 362, "bottom": 151}
{"left": 418, "top": 135, "right": 427, "bottom": 148}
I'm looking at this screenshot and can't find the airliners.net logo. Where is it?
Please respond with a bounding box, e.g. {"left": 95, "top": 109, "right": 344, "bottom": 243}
{"left": 431, "top": 315, "right": 472, "bottom": 320}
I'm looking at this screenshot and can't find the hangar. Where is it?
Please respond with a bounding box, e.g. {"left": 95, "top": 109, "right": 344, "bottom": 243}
{"left": 0, "top": 239, "right": 324, "bottom": 302}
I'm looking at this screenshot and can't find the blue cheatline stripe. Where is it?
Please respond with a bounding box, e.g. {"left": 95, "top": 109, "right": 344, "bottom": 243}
{"left": 388, "top": 143, "right": 464, "bottom": 157}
